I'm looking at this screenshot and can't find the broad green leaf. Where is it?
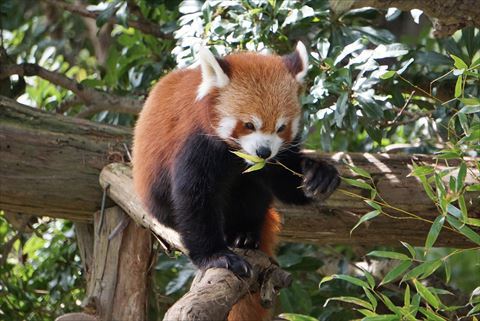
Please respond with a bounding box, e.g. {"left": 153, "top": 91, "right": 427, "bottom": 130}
{"left": 351, "top": 210, "right": 381, "bottom": 234}
{"left": 325, "top": 296, "right": 373, "bottom": 310}
{"left": 447, "top": 216, "right": 480, "bottom": 245}
{"left": 279, "top": 313, "right": 318, "bottom": 321}
{"left": 368, "top": 251, "right": 410, "bottom": 261}
{"left": 450, "top": 54, "right": 468, "bottom": 69}
{"left": 342, "top": 177, "right": 373, "bottom": 190}
{"left": 243, "top": 161, "right": 266, "bottom": 173}
{"left": 380, "top": 70, "right": 396, "bottom": 79}
{"left": 381, "top": 261, "right": 412, "bottom": 285}
{"left": 413, "top": 279, "right": 440, "bottom": 309}
{"left": 425, "top": 216, "right": 445, "bottom": 250}
{"left": 455, "top": 75, "right": 463, "bottom": 98}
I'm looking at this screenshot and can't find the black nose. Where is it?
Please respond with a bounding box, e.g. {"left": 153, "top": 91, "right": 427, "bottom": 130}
{"left": 256, "top": 146, "right": 271, "bottom": 159}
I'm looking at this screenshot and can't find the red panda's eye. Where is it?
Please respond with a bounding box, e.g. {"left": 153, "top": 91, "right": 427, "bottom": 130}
{"left": 244, "top": 122, "right": 255, "bottom": 130}
{"left": 277, "top": 124, "right": 286, "bottom": 133}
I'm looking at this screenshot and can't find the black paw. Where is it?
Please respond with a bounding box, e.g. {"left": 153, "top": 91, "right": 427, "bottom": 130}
{"left": 194, "top": 250, "right": 252, "bottom": 278}
{"left": 228, "top": 232, "right": 260, "bottom": 249}
{"left": 301, "top": 158, "right": 340, "bottom": 200}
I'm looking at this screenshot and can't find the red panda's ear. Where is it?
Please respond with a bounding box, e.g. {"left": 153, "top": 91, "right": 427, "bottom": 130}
{"left": 283, "top": 41, "right": 309, "bottom": 83}
{"left": 197, "top": 47, "right": 230, "bottom": 100}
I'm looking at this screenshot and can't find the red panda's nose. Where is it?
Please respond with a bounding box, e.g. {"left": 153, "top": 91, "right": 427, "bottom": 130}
{"left": 256, "top": 147, "right": 271, "bottom": 159}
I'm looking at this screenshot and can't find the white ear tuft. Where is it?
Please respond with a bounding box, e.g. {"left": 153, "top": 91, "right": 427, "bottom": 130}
{"left": 196, "top": 47, "right": 230, "bottom": 100}
{"left": 295, "top": 41, "right": 309, "bottom": 82}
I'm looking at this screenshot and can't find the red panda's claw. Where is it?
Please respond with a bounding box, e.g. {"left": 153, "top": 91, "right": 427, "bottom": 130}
{"left": 302, "top": 158, "right": 340, "bottom": 200}
{"left": 231, "top": 232, "right": 260, "bottom": 250}
{"left": 199, "top": 250, "right": 252, "bottom": 278}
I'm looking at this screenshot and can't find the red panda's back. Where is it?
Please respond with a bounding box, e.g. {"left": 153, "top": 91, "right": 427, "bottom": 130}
{"left": 132, "top": 67, "right": 206, "bottom": 204}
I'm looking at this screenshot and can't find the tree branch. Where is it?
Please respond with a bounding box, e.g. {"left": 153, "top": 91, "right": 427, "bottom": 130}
{"left": 0, "top": 63, "right": 144, "bottom": 116}
{"left": 41, "top": 0, "right": 173, "bottom": 40}
{"left": 332, "top": 0, "right": 480, "bottom": 37}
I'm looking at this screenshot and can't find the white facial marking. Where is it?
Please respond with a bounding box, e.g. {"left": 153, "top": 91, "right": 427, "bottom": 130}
{"left": 295, "top": 41, "right": 309, "bottom": 83}
{"left": 251, "top": 116, "right": 263, "bottom": 130}
{"left": 238, "top": 132, "right": 284, "bottom": 161}
{"left": 291, "top": 116, "right": 300, "bottom": 139}
{"left": 275, "top": 117, "right": 287, "bottom": 132}
{"left": 216, "top": 116, "right": 237, "bottom": 139}
{"left": 196, "top": 46, "right": 230, "bottom": 100}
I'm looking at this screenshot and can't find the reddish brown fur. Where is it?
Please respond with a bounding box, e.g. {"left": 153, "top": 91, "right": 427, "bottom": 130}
{"left": 133, "top": 51, "right": 299, "bottom": 321}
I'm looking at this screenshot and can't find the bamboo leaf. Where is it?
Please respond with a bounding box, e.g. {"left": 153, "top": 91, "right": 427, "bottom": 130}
{"left": 325, "top": 296, "right": 373, "bottom": 310}
{"left": 450, "top": 54, "right": 468, "bottom": 69}
{"left": 242, "top": 161, "right": 266, "bottom": 173}
{"left": 381, "top": 261, "right": 412, "bottom": 285}
{"left": 368, "top": 251, "right": 410, "bottom": 261}
{"left": 447, "top": 216, "right": 480, "bottom": 245}
{"left": 455, "top": 75, "right": 463, "bottom": 98}
{"left": 342, "top": 177, "right": 373, "bottom": 190}
{"left": 351, "top": 210, "right": 381, "bottom": 234}
{"left": 413, "top": 279, "right": 440, "bottom": 309}
{"left": 425, "top": 216, "right": 445, "bottom": 250}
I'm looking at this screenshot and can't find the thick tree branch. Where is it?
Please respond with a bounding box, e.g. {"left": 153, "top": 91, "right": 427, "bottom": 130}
{"left": 41, "top": 0, "right": 173, "bottom": 40}
{"left": 0, "top": 63, "right": 144, "bottom": 116}
{"left": 2, "top": 96, "right": 479, "bottom": 247}
{"left": 332, "top": 0, "right": 480, "bottom": 37}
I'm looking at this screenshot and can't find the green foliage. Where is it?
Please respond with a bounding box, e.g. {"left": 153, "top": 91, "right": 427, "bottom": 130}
{"left": 1, "top": 0, "right": 479, "bottom": 320}
{"left": 0, "top": 214, "right": 84, "bottom": 321}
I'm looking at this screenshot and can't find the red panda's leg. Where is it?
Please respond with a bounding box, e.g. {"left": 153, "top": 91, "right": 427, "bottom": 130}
{"left": 171, "top": 131, "right": 251, "bottom": 277}
{"left": 228, "top": 208, "right": 281, "bottom": 321}
{"left": 268, "top": 142, "right": 340, "bottom": 204}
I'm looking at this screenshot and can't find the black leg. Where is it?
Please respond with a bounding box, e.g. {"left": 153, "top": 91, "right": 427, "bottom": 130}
{"left": 224, "top": 175, "right": 273, "bottom": 250}
{"left": 171, "top": 131, "right": 251, "bottom": 277}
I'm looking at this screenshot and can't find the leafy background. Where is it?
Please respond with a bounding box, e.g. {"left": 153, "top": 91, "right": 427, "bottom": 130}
{"left": 0, "top": 0, "right": 479, "bottom": 320}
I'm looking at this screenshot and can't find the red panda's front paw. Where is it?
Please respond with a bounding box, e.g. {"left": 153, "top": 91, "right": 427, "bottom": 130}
{"left": 195, "top": 250, "right": 252, "bottom": 278}
{"left": 301, "top": 158, "right": 340, "bottom": 200}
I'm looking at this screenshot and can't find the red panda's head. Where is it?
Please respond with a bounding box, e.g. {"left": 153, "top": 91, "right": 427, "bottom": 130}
{"left": 197, "top": 42, "right": 308, "bottom": 161}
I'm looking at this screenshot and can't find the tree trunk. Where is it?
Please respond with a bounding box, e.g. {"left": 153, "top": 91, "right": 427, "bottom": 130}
{"left": 1, "top": 96, "right": 479, "bottom": 247}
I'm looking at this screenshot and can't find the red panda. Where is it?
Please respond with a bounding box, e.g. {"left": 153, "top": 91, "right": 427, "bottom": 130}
{"left": 132, "top": 42, "right": 340, "bottom": 321}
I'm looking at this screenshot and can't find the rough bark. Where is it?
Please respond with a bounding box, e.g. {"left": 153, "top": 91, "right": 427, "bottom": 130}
{"left": 1, "top": 96, "right": 479, "bottom": 247}
{"left": 60, "top": 207, "right": 152, "bottom": 321}
{"left": 0, "top": 96, "right": 130, "bottom": 221}
{"left": 331, "top": 0, "right": 480, "bottom": 37}
{"left": 164, "top": 250, "right": 291, "bottom": 321}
